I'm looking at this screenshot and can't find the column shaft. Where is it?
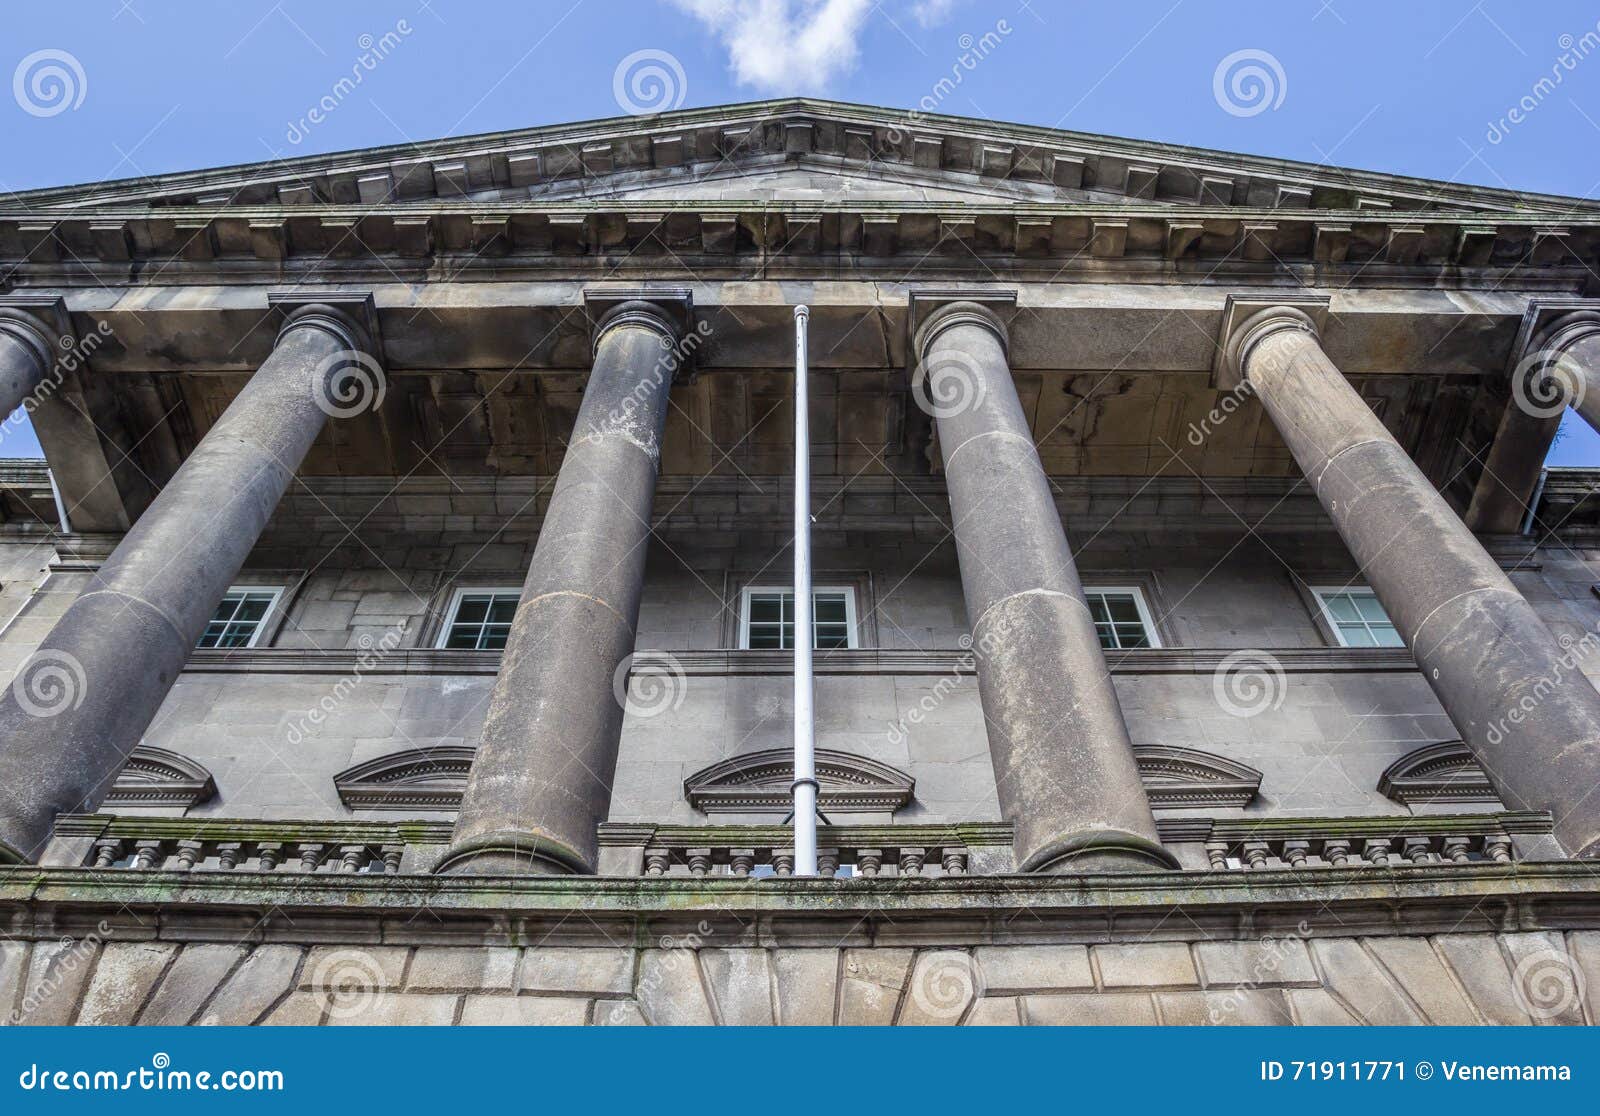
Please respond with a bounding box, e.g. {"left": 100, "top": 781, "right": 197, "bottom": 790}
{"left": 0, "top": 306, "right": 366, "bottom": 861}
{"left": 0, "top": 308, "right": 58, "bottom": 425}
{"left": 920, "top": 303, "right": 1173, "bottom": 873}
{"left": 1562, "top": 331, "right": 1600, "bottom": 434}
{"left": 439, "top": 302, "right": 677, "bottom": 875}
{"left": 1238, "top": 310, "right": 1600, "bottom": 856}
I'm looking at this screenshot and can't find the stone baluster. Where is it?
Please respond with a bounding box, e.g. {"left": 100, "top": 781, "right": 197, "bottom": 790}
{"left": 215, "top": 843, "right": 243, "bottom": 871}
{"left": 380, "top": 845, "right": 404, "bottom": 874}
{"left": 90, "top": 839, "right": 122, "bottom": 869}
{"left": 1441, "top": 836, "right": 1472, "bottom": 864}
{"left": 1485, "top": 837, "right": 1513, "bottom": 863}
{"left": 1205, "top": 842, "right": 1229, "bottom": 870}
{"left": 255, "top": 842, "right": 283, "bottom": 872}
{"left": 856, "top": 849, "right": 884, "bottom": 877}
{"left": 940, "top": 847, "right": 969, "bottom": 876}
{"left": 772, "top": 851, "right": 795, "bottom": 877}
{"left": 438, "top": 295, "right": 687, "bottom": 876}
{"left": 1403, "top": 837, "right": 1433, "bottom": 865}
{"left": 0, "top": 298, "right": 377, "bottom": 863}
{"left": 816, "top": 848, "right": 840, "bottom": 878}
{"left": 915, "top": 298, "right": 1174, "bottom": 874}
{"left": 729, "top": 849, "right": 755, "bottom": 878}
{"left": 1222, "top": 302, "right": 1600, "bottom": 857}
{"left": 174, "top": 840, "right": 204, "bottom": 871}
{"left": 1282, "top": 841, "right": 1311, "bottom": 869}
{"left": 1242, "top": 841, "right": 1271, "bottom": 870}
{"left": 686, "top": 848, "right": 712, "bottom": 877}
{"left": 1321, "top": 839, "right": 1353, "bottom": 867}
{"left": 643, "top": 847, "right": 670, "bottom": 877}
{"left": 898, "top": 847, "right": 927, "bottom": 877}
{"left": 132, "top": 840, "right": 164, "bottom": 870}
{"left": 297, "top": 843, "right": 326, "bottom": 872}
{"left": 1364, "top": 839, "right": 1394, "bottom": 868}
{"left": 339, "top": 845, "right": 367, "bottom": 873}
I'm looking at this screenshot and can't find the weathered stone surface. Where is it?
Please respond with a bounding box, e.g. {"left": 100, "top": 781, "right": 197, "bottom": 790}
{"left": 17, "top": 939, "right": 101, "bottom": 1025}
{"left": 838, "top": 948, "right": 913, "bottom": 1025}
{"left": 77, "top": 942, "right": 177, "bottom": 1025}
{"left": 898, "top": 950, "right": 977, "bottom": 1025}
{"left": 198, "top": 945, "right": 302, "bottom": 1025}
{"left": 1024, "top": 992, "right": 1157, "bottom": 1025}
{"left": 0, "top": 941, "right": 27, "bottom": 1022}
{"left": 1195, "top": 938, "right": 1317, "bottom": 988}
{"left": 973, "top": 944, "right": 1092, "bottom": 992}
{"left": 1364, "top": 938, "right": 1480, "bottom": 1025}
{"left": 1308, "top": 939, "right": 1422, "bottom": 1025}
{"left": 139, "top": 944, "right": 248, "bottom": 1025}
{"left": 300, "top": 945, "right": 409, "bottom": 993}
{"left": 1285, "top": 989, "right": 1360, "bottom": 1025}
{"left": 404, "top": 947, "right": 517, "bottom": 993}
{"left": 1434, "top": 934, "right": 1531, "bottom": 1025}
{"left": 323, "top": 992, "right": 458, "bottom": 1026}
{"left": 964, "top": 996, "right": 1021, "bottom": 1025}
{"left": 634, "top": 949, "right": 714, "bottom": 1026}
{"left": 1156, "top": 990, "right": 1291, "bottom": 1025}
{"left": 1094, "top": 943, "right": 1199, "bottom": 989}
{"left": 594, "top": 1000, "right": 648, "bottom": 1025}
{"left": 700, "top": 948, "right": 775, "bottom": 1026}
{"left": 1565, "top": 930, "right": 1600, "bottom": 1025}
{"left": 259, "top": 992, "right": 326, "bottom": 1026}
{"left": 521, "top": 947, "right": 634, "bottom": 995}
{"left": 459, "top": 995, "right": 590, "bottom": 1025}
{"left": 1500, "top": 931, "right": 1586, "bottom": 1025}
{"left": 772, "top": 949, "right": 838, "bottom": 1025}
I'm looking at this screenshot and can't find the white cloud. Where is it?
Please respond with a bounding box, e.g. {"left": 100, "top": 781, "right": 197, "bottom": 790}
{"left": 908, "top": 0, "right": 958, "bottom": 28}
{"left": 673, "top": 0, "right": 875, "bottom": 93}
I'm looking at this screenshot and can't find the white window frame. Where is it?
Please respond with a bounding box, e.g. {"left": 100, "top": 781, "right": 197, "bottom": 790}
{"left": 1310, "top": 586, "right": 1405, "bottom": 649}
{"left": 1081, "top": 586, "right": 1162, "bottom": 650}
{"left": 435, "top": 586, "right": 524, "bottom": 650}
{"left": 198, "top": 585, "right": 284, "bottom": 650}
{"left": 738, "top": 585, "right": 859, "bottom": 650}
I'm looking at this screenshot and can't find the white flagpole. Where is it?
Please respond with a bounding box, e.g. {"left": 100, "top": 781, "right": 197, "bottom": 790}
{"left": 792, "top": 305, "right": 817, "bottom": 877}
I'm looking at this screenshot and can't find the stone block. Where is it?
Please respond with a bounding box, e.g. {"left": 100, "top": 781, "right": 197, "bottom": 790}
{"left": 198, "top": 945, "right": 303, "bottom": 1025}
{"left": 259, "top": 992, "right": 326, "bottom": 1026}
{"left": 1156, "top": 990, "right": 1291, "bottom": 1026}
{"left": 772, "top": 949, "right": 838, "bottom": 1026}
{"left": 459, "top": 995, "right": 590, "bottom": 1026}
{"left": 1565, "top": 931, "right": 1600, "bottom": 1025}
{"left": 404, "top": 947, "right": 517, "bottom": 993}
{"left": 323, "top": 992, "right": 458, "bottom": 1026}
{"left": 521, "top": 947, "right": 633, "bottom": 995}
{"left": 300, "top": 945, "right": 409, "bottom": 994}
{"left": 699, "top": 949, "right": 774, "bottom": 1026}
{"left": 1093, "top": 942, "right": 1198, "bottom": 989}
{"left": 1285, "top": 989, "right": 1360, "bottom": 1025}
{"left": 0, "top": 941, "right": 27, "bottom": 1022}
{"left": 139, "top": 944, "right": 248, "bottom": 1025}
{"left": 1308, "top": 939, "right": 1423, "bottom": 1025}
{"left": 899, "top": 951, "right": 977, "bottom": 1025}
{"left": 77, "top": 942, "right": 177, "bottom": 1025}
{"left": 1434, "top": 934, "right": 1530, "bottom": 1025}
{"left": 1024, "top": 992, "right": 1158, "bottom": 1025}
{"left": 595, "top": 1000, "right": 648, "bottom": 1026}
{"left": 1364, "top": 938, "right": 1480, "bottom": 1024}
{"left": 964, "top": 996, "right": 1021, "bottom": 1025}
{"left": 18, "top": 939, "right": 102, "bottom": 1025}
{"left": 1500, "top": 931, "right": 1586, "bottom": 1025}
{"left": 838, "top": 948, "right": 913, "bottom": 1025}
{"left": 1195, "top": 938, "right": 1318, "bottom": 987}
{"left": 974, "top": 945, "right": 1092, "bottom": 993}
{"left": 634, "top": 950, "right": 714, "bottom": 1026}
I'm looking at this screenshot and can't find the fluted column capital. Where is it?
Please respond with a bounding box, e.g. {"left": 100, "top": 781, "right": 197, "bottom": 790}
{"left": 1213, "top": 293, "right": 1330, "bottom": 391}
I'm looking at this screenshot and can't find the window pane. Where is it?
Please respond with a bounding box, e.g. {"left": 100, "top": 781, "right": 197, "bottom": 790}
{"left": 813, "top": 594, "right": 847, "bottom": 623}
{"left": 1324, "top": 594, "right": 1360, "bottom": 622}
{"left": 1371, "top": 625, "right": 1405, "bottom": 648}
{"left": 1095, "top": 624, "right": 1117, "bottom": 649}
{"left": 749, "top": 595, "right": 783, "bottom": 623}
{"left": 749, "top": 627, "right": 784, "bottom": 650}
{"left": 1105, "top": 595, "right": 1141, "bottom": 623}
{"left": 479, "top": 626, "right": 510, "bottom": 651}
{"left": 234, "top": 597, "right": 271, "bottom": 623}
{"left": 1354, "top": 593, "right": 1390, "bottom": 622}
{"left": 444, "top": 627, "right": 479, "bottom": 650}
{"left": 1338, "top": 623, "right": 1376, "bottom": 647}
{"left": 211, "top": 595, "right": 243, "bottom": 622}
{"left": 1114, "top": 625, "right": 1149, "bottom": 648}
{"left": 486, "top": 598, "right": 518, "bottom": 623}
{"left": 454, "top": 598, "right": 488, "bottom": 624}
{"left": 1086, "top": 596, "right": 1111, "bottom": 624}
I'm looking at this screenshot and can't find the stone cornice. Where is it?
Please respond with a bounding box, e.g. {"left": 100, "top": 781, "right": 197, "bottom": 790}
{"left": 13, "top": 99, "right": 1589, "bottom": 217}
{"left": 180, "top": 645, "right": 1424, "bottom": 677}
{"left": 1, "top": 862, "right": 1597, "bottom": 945}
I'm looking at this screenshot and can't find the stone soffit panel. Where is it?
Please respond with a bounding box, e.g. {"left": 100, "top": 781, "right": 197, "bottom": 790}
{"left": 13, "top": 98, "right": 1588, "bottom": 218}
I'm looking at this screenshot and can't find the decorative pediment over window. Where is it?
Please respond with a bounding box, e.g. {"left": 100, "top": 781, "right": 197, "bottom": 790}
{"left": 684, "top": 749, "right": 915, "bottom": 817}
{"left": 1378, "top": 741, "right": 1497, "bottom": 806}
{"left": 1133, "top": 745, "right": 1262, "bottom": 809}
{"left": 107, "top": 746, "right": 217, "bottom": 810}
{"left": 333, "top": 746, "right": 473, "bottom": 811}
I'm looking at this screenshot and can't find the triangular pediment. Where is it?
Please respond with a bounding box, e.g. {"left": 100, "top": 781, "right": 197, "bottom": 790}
{"left": 15, "top": 98, "right": 1589, "bottom": 217}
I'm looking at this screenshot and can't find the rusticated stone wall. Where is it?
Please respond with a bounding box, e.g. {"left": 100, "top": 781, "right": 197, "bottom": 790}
{"left": 4, "top": 931, "right": 1596, "bottom": 1026}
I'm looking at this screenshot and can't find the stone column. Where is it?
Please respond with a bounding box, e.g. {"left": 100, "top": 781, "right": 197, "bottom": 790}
{"left": 1529, "top": 310, "right": 1600, "bottom": 435}
{"left": 0, "top": 302, "right": 375, "bottom": 862}
{"left": 0, "top": 303, "right": 64, "bottom": 426}
{"left": 1226, "top": 305, "right": 1600, "bottom": 856}
{"left": 915, "top": 301, "right": 1174, "bottom": 873}
{"left": 437, "top": 299, "right": 682, "bottom": 875}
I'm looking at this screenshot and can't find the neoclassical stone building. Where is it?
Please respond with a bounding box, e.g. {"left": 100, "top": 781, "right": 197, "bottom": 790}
{"left": 2, "top": 99, "right": 1600, "bottom": 1025}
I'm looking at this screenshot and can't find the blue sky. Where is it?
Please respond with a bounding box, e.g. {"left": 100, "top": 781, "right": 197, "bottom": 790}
{"left": 5, "top": 0, "right": 1600, "bottom": 462}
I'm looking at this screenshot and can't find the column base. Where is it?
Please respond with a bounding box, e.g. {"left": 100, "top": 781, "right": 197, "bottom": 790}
{"left": 1020, "top": 830, "right": 1180, "bottom": 874}
{"left": 432, "top": 830, "right": 591, "bottom": 876}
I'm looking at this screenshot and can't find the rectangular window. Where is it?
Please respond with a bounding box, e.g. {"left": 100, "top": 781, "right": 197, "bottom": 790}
{"left": 1082, "top": 587, "right": 1161, "bottom": 650}
{"left": 1313, "top": 587, "right": 1405, "bottom": 648}
{"left": 438, "top": 588, "right": 522, "bottom": 650}
{"left": 739, "top": 586, "right": 858, "bottom": 650}
{"left": 196, "top": 587, "right": 282, "bottom": 649}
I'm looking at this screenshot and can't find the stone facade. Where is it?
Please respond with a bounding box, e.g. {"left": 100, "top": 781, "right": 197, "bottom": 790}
{"left": 2, "top": 99, "right": 1600, "bottom": 1023}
